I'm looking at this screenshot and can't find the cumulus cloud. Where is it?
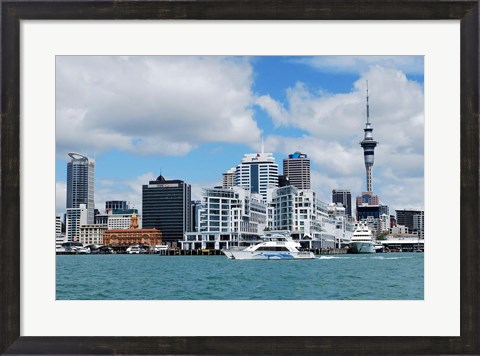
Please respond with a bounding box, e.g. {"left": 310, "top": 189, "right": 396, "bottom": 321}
{"left": 56, "top": 56, "right": 261, "bottom": 157}
{"left": 94, "top": 172, "right": 157, "bottom": 214}
{"left": 291, "top": 56, "right": 424, "bottom": 75}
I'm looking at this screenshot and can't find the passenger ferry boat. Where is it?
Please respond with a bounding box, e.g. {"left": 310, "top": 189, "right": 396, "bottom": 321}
{"left": 349, "top": 223, "right": 375, "bottom": 254}
{"left": 222, "top": 234, "right": 315, "bottom": 260}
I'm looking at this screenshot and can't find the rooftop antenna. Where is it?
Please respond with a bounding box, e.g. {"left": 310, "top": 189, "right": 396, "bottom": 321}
{"left": 366, "top": 80, "right": 370, "bottom": 124}
{"left": 261, "top": 136, "right": 264, "bottom": 154}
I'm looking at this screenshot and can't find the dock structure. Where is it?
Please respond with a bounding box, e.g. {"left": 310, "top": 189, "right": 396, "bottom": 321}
{"left": 56, "top": 247, "right": 349, "bottom": 256}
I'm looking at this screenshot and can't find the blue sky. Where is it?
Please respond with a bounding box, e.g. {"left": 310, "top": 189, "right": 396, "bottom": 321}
{"left": 56, "top": 56, "right": 424, "bottom": 216}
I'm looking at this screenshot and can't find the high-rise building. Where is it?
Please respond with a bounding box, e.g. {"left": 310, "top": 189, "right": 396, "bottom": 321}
{"left": 66, "top": 204, "right": 88, "bottom": 242}
{"left": 413, "top": 211, "right": 425, "bottom": 239}
{"left": 359, "top": 83, "right": 378, "bottom": 192}
{"left": 222, "top": 167, "right": 236, "bottom": 189}
{"left": 332, "top": 189, "right": 352, "bottom": 216}
{"left": 142, "top": 175, "right": 191, "bottom": 245}
{"left": 278, "top": 175, "right": 290, "bottom": 187}
{"left": 66, "top": 152, "right": 95, "bottom": 224}
{"left": 283, "top": 151, "right": 311, "bottom": 189}
{"left": 105, "top": 200, "right": 128, "bottom": 213}
{"left": 235, "top": 152, "right": 278, "bottom": 202}
{"left": 396, "top": 209, "right": 423, "bottom": 232}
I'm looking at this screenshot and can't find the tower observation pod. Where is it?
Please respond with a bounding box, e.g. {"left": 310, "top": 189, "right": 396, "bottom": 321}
{"left": 360, "top": 82, "right": 378, "bottom": 192}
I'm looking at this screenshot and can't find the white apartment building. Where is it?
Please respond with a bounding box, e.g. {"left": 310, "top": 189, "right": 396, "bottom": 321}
{"left": 413, "top": 212, "right": 425, "bottom": 239}
{"left": 56, "top": 215, "right": 62, "bottom": 236}
{"left": 78, "top": 224, "right": 108, "bottom": 245}
{"left": 379, "top": 213, "right": 390, "bottom": 233}
{"left": 66, "top": 204, "right": 88, "bottom": 242}
{"left": 180, "top": 187, "right": 267, "bottom": 250}
{"left": 270, "top": 186, "right": 353, "bottom": 249}
{"left": 235, "top": 152, "right": 278, "bottom": 203}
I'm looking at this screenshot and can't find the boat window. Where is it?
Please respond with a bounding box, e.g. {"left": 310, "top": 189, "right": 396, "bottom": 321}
{"left": 257, "top": 246, "right": 289, "bottom": 251}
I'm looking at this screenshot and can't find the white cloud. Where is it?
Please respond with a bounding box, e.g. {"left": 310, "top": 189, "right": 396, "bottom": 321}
{"left": 94, "top": 172, "right": 156, "bottom": 214}
{"left": 292, "top": 56, "right": 424, "bottom": 75}
{"left": 56, "top": 56, "right": 262, "bottom": 157}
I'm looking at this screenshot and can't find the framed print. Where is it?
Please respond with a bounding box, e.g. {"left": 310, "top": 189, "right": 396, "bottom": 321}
{"left": 1, "top": 1, "right": 479, "bottom": 354}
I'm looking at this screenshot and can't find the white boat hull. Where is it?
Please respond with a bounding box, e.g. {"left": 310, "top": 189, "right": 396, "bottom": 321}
{"left": 349, "top": 241, "right": 375, "bottom": 254}
{"left": 222, "top": 249, "right": 315, "bottom": 260}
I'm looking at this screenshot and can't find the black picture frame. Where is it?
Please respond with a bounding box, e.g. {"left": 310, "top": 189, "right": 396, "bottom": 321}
{"left": 1, "top": 1, "right": 478, "bottom": 354}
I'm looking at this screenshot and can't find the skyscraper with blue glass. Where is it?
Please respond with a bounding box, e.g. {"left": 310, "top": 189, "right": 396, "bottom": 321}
{"left": 66, "top": 152, "right": 95, "bottom": 224}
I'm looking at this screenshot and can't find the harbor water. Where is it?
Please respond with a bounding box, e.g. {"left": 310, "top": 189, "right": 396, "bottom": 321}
{"left": 56, "top": 253, "right": 423, "bottom": 300}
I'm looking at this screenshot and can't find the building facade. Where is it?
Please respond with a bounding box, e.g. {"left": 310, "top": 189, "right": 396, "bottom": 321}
{"left": 413, "top": 211, "right": 425, "bottom": 239}
{"left": 78, "top": 224, "right": 108, "bottom": 245}
{"left": 395, "top": 209, "right": 423, "bottom": 231}
{"left": 332, "top": 189, "right": 352, "bottom": 216}
{"left": 222, "top": 167, "right": 236, "bottom": 189}
{"left": 142, "top": 175, "right": 191, "bottom": 245}
{"left": 283, "top": 151, "right": 311, "bottom": 189}
{"left": 65, "top": 204, "right": 88, "bottom": 242}
{"left": 66, "top": 152, "right": 95, "bottom": 224}
{"left": 270, "top": 186, "right": 353, "bottom": 249}
{"left": 181, "top": 187, "right": 267, "bottom": 251}
{"left": 107, "top": 213, "right": 142, "bottom": 230}
{"left": 105, "top": 200, "right": 128, "bottom": 213}
{"left": 235, "top": 152, "right": 278, "bottom": 202}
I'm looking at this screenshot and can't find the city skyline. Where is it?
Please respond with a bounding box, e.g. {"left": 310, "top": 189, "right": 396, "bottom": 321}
{"left": 55, "top": 56, "right": 424, "bottom": 216}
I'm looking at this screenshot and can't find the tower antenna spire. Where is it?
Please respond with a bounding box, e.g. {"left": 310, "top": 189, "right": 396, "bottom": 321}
{"left": 261, "top": 136, "right": 264, "bottom": 154}
{"left": 366, "top": 80, "right": 370, "bottom": 124}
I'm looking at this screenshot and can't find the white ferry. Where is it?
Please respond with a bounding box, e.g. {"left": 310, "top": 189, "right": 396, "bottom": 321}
{"left": 222, "top": 234, "right": 315, "bottom": 260}
{"left": 349, "top": 223, "right": 375, "bottom": 254}
{"left": 126, "top": 245, "right": 146, "bottom": 254}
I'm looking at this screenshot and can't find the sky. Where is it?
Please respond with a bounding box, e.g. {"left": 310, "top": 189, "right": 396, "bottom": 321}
{"left": 55, "top": 56, "right": 424, "bottom": 216}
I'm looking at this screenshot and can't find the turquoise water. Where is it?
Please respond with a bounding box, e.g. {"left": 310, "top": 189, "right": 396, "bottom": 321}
{"left": 56, "top": 253, "right": 423, "bottom": 300}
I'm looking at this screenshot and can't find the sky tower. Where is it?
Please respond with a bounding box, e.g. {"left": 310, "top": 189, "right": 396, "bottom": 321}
{"left": 360, "top": 82, "right": 378, "bottom": 192}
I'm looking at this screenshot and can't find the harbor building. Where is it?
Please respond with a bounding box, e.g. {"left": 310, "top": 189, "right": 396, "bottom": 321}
{"left": 180, "top": 187, "right": 267, "bottom": 251}
{"left": 78, "top": 224, "right": 108, "bottom": 245}
{"left": 222, "top": 167, "right": 236, "bottom": 188}
{"left": 66, "top": 152, "right": 95, "bottom": 224}
{"left": 142, "top": 175, "right": 191, "bottom": 245}
{"left": 235, "top": 151, "right": 278, "bottom": 203}
{"left": 65, "top": 204, "right": 88, "bottom": 242}
{"left": 103, "top": 213, "right": 162, "bottom": 251}
{"left": 332, "top": 189, "right": 352, "bottom": 216}
{"left": 283, "top": 151, "right": 311, "bottom": 189}
{"left": 270, "top": 185, "right": 353, "bottom": 249}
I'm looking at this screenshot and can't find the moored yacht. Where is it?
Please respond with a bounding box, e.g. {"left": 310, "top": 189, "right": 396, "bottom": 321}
{"left": 349, "top": 223, "right": 375, "bottom": 254}
{"left": 222, "top": 234, "right": 315, "bottom": 260}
